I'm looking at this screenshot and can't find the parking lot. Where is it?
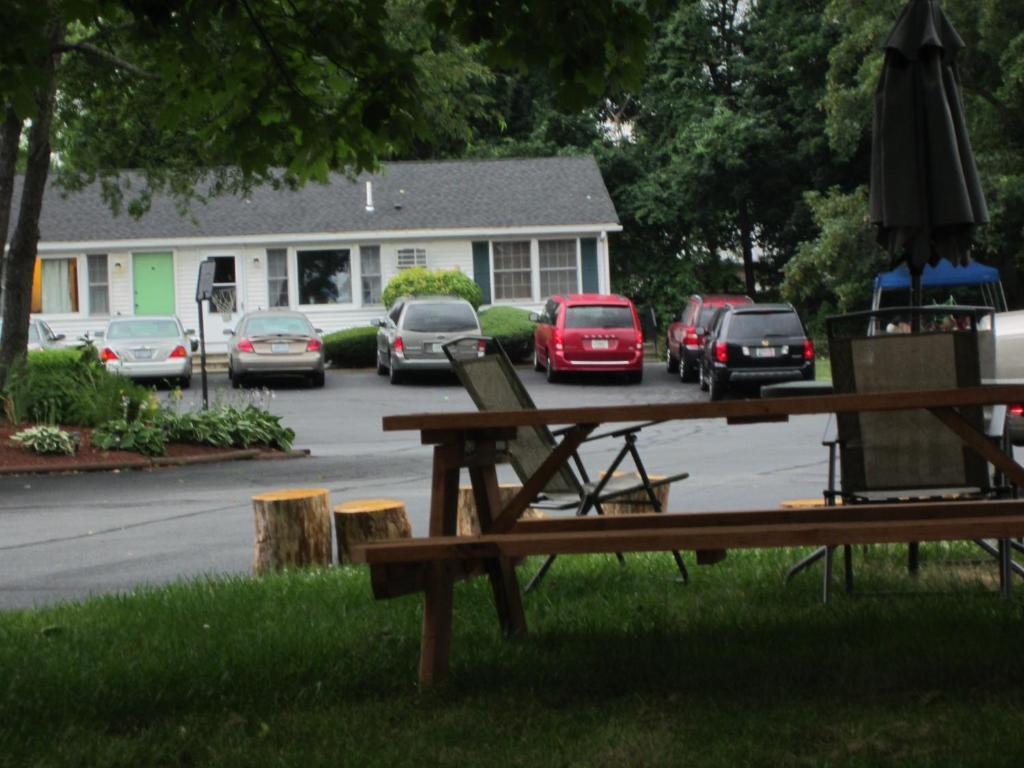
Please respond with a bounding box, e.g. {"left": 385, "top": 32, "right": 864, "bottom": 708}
{"left": 0, "top": 363, "right": 833, "bottom": 609}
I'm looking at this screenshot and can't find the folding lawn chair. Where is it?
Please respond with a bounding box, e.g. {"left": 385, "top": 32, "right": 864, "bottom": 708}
{"left": 443, "top": 337, "right": 691, "bottom": 591}
{"left": 785, "top": 306, "right": 1023, "bottom": 601}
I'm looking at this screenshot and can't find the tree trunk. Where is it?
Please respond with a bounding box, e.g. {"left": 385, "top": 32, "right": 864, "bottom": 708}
{"left": 457, "top": 483, "right": 540, "bottom": 536}
{"left": 0, "top": 107, "right": 22, "bottom": 316}
{"left": 0, "top": 21, "right": 62, "bottom": 389}
{"left": 739, "top": 202, "right": 756, "bottom": 299}
{"left": 597, "top": 473, "right": 671, "bottom": 516}
{"left": 333, "top": 498, "right": 411, "bottom": 564}
{"left": 252, "top": 488, "right": 332, "bottom": 574}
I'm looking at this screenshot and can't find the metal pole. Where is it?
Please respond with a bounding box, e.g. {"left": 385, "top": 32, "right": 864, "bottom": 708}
{"left": 197, "top": 298, "right": 209, "bottom": 410}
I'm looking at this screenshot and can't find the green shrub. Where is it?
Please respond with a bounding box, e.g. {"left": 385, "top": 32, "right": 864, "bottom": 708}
{"left": 480, "top": 306, "right": 536, "bottom": 363}
{"left": 92, "top": 419, "right": 168, "bottom": 457}
{"left": 160, "top": 405, "right": 294, "bottom": 452}
{"left": 1, "top": 346, "right": 153, "bottom": 427}
{"left": 323, "top": 326, "right": 378, "bottom": 368}
{"left": 380, "top": 267, "right": 483, "bottom": 310}
{"left": 9, "top": 425, "right": 79, "bottom": 455}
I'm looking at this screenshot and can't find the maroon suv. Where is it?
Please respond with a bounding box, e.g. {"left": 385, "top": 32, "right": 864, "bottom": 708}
{"left": 531, "top": 293, "right": 645, "bottom": 383}
{"left": 666, "top": 294, "right": 752, "bottom": 381}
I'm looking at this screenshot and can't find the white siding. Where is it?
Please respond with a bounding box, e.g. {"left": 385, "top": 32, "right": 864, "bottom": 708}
{"left": 29, "top": 230, "right": 608, "bottom": 349}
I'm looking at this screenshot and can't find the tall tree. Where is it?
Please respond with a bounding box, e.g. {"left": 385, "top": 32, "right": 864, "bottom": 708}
{"left": 0, "top": 0, "right": 654, "bottom": 386}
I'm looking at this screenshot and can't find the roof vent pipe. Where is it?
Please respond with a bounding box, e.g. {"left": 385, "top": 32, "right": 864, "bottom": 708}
{"left": 365, "top": 181, "right": 374, "bottom": 213}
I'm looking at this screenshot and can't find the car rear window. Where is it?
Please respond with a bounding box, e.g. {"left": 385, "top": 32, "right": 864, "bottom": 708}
{"left": 697, "top": 306, "right": 720, "bottom": 327}
{"left": 565, "top": 306, "right": 634, "bottom": 329}
{"left": 245, "top": 316, "right": 313, "bottom": 336}
{"left": 403, "top": 303, "right": 479, "bottom": 332}
{"left": 107, "top": 320, "right": 180, "bottom": 340}
{"left": 729, "top": 312, "right": 804, "bottom": 337}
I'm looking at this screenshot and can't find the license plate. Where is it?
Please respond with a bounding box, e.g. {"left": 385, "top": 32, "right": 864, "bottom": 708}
{"left": 755, "top": 347, "right": 776, "bottom": 358}
{"left": 425, "top": 343, "right": 440, "bottom": 353}
{"left": 272, "top": 342, "right": 290, "bottom": 353}
{"left": 133, "top": 349, "right": 152, "bottom": 360}
{"left": 591, "top": 339, "right": 609, "bottom": 349}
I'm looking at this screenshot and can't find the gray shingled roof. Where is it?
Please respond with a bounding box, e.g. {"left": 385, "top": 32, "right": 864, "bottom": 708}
{"left": 32, "top": 156, "right": 619, "bottom": 243}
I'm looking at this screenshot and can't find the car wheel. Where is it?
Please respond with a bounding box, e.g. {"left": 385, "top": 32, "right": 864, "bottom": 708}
{"left": 230, "top": 367, "right": 243, "bottom": 389}
{"left": 312, "top": 369, "right": 326, "bottom": 388}
{"left": 376, "top": 350, "right": 387, "bottom": 376}
{"left": 179, "top": 375, "right": 192, "bottom": 390}
{"left": 708, "top": 372, "right": 725, "bottom": 401}
{"left": 545, "top": 354, "right": 560, "bottom": 383}
{"left": 533, "top": 345, "right": 544, "bottom": 372}
{"left": 699, "top": 363, "right": 709, "bottom": 392}
{"left": 680, "top": 359, "right": 698, "bottom": 383}
{"left": 666, "top": 344, "right": 679, "bottom": 374}
{"left": 389, "top": 355, "right": 403, "bottom": 385}
{"left": 627, "top": 369, "right": 643, "bottom": 385}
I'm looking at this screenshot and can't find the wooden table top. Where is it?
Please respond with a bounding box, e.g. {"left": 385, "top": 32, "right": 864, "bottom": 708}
{"left": 382, "top": 385, "right": 1024, "bottom": 432}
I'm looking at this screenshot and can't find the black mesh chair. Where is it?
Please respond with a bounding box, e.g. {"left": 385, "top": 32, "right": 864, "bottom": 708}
{"left": 443, "top": 337, "right": 691, "bottom": 591}
{"left": 786, "top": 306, "right": 1022, "bottom": 600}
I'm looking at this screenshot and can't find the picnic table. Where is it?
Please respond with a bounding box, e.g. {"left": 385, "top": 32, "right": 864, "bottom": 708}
{"left": 351, "top": 385, "right": 1024, "bottom": 685}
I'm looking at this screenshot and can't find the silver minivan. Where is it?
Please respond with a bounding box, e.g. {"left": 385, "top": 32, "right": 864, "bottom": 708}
{"left": 375, "top": 296, "right": 482, "bottom": 384}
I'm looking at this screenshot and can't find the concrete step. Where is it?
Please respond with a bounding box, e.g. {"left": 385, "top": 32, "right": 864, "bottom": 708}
{"left": 196, "top": 353, "right": 229, "bottom": 374}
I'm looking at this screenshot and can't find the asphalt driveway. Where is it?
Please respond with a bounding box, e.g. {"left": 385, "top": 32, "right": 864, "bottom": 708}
{"left": 0, "top": 363, "right": 832, "bottom": 609}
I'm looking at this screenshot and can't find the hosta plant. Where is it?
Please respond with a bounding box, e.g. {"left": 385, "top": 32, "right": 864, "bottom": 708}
{"left": 10, "top": 425, "right": 79, "bottom": 456}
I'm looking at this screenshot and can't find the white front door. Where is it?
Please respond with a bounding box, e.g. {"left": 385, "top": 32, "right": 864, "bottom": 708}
{"left": 204, "top": 255, "right": 243, "bottom": 351}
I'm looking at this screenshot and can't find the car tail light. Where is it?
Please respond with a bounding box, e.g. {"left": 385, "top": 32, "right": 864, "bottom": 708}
{"left": 169, "top": 345, "right": 187, "bottom": 358}
{"left": 683, "top": 326, "right": 699, "bottom": 347}
{"left": 1010, "top": 404, "right": 1024, "bottom": 417}
{"left": 394, "top": 335, "right": 405, "bottom": 356}
{"left": 236, "top": 338, "right": 255, "bottom": 353}
{"left": 635, "top": 331, "right": 644, "bottom": 350}
{"left": 552, "top": 328, "right": 564, "bottom": 351}
{"left": 477, "top": 339, "right": 487, "bottom": 356}
{"left": 803, "top": 339, "right": 815, "bottom": 360}
{"left": 714, "top": 341, "right": 728, "bottom": 364}
{"left": 99, "top": 347, "right": 118, "bottom": 362}
{"left": 306, "top": 338, "right": 322, "bottom": 352}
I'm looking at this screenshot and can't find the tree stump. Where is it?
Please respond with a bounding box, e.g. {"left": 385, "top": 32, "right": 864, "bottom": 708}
{"left": 456, "top": 484, "right": 545, "bottom": 536}
{"left": 598, "top": 473, "right": 670, "bottom": 516}
{"left": 252, "top": 488, "right": 332, "bottom": 575}
{"left": 333, "top": 498, "right": 412, "bottom": 565}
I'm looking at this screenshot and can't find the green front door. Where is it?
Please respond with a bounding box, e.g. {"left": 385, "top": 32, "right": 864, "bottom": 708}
{"left": 133, "top": 252, "right": 175, "bottom": 315}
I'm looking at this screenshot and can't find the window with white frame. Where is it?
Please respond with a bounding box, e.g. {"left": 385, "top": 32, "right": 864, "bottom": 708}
{"left": 210, "top": 255, "right": 237, "bottom": 314}
{"left": 31, "top": 258, "right": 79, "bottom": 314}
{"left": 87, "top": 254, "right": 109, "bottom": 315}
{"left": 492, "top": 241, "right": 532, "bottom": 300}
{"left": 266, "top": 248, "right": 289, "bottom": 308}
{"left": 361, "top": 245, "right": 382, "bottom": 304}
{"left": 396, "top": 247, "right": 426, "bottom": 270}
{"left": 297, "top": 248, "right": 351, "bottom": 304}
{"left": 538, "top": 239, "right": 578, "bottom": 297}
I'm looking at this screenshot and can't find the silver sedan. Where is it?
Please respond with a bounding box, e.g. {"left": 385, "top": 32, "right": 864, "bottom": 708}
{"left": 100, "top": 316, "right": 196, "bottom": 387}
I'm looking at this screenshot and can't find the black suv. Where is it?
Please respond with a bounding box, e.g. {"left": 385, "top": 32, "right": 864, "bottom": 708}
{"left": 699, "top": 303, "right": 814, "bottom": 400}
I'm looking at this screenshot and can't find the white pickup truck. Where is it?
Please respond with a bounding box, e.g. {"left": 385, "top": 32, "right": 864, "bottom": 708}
{"left": 994, "top": 310, "right": 1024, "bottom": 444}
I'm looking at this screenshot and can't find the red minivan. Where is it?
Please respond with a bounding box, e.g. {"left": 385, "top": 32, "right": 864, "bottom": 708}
{"left": 531, "top": 294, "right": 645, "bottom": 383}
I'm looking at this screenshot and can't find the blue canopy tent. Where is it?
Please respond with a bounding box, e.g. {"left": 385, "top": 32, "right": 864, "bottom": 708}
{"left": 872, "top": 258, "right": 1007, "bottom": 312}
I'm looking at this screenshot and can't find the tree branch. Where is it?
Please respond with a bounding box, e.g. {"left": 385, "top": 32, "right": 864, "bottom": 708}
{"left": 55, "top": 41, "right": 155, "bottom": 78}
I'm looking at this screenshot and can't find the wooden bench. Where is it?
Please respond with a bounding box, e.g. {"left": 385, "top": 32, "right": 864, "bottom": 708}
{"left": 351, "top": 385, "right": 1024, "bottom": 686}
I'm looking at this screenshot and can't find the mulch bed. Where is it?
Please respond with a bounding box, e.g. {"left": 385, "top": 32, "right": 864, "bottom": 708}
{"left": 0, "top": 423, "right": 287, "bottom": 474}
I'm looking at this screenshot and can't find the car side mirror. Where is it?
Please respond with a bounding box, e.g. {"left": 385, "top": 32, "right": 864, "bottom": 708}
{"left": 223, "top": 328, "right": 233, "bottom": 336}
{"left": 53, "top": 333, "right": 66, "bottom": 341}
{"left": 185, "top": 328, "right": 196, "bottom": 336}
{"left": 528, "top": 312, "right": 540, "bottom": 323}
{"left": 190, "top": 339, "right": 199, "bottom": 352}
{"left": 314, "top": 327, "right": 323, "bottom": 334}
{"left": 94, "top": 330, "right": 104, "bottom": 339}
{"left": 373, "top": 318, "right": 386, "bottom": 328}
{"left": 695, "top": 326, "right": 706, "bottom": 336}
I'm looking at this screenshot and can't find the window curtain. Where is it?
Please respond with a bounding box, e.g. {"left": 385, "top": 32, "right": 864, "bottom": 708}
{"left": 41, "top": 260, "right": 72, "bottom": 313}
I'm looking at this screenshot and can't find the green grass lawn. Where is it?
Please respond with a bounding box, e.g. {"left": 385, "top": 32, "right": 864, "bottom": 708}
{"left": 2, "top": 548, "right": 1023, "bottom": 767}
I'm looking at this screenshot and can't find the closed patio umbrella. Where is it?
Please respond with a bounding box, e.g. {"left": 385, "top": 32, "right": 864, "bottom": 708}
{"left": 869, "top": 0, "right": 988, "bottom": 310}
